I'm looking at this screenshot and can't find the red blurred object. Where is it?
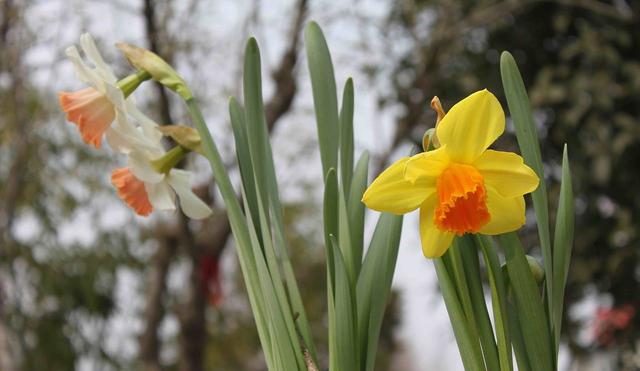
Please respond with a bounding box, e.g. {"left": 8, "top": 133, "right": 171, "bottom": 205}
{"left": 593, "top": 304, "right": 635, "bottom": 347}
{"left": 200, "top": 254, "right": 223, "bottom": 307}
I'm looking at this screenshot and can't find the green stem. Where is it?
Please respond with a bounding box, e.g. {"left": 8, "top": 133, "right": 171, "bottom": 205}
{"left": 117, "top": 70, "right": 151, "bottom": 97}
{"left": 186, "top": 96, "right": 277, "bottom": 368}
{"left": 150, "top": 145, "right": 188, "bottom": 174}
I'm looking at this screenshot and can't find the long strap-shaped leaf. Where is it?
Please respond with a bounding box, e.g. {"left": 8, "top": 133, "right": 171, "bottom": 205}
{"left": 475, "top": 235, "right": 513, "bottom": 371}
{"left": 340, "top": 78, "right": 355, "bottom": 197}
{"left": 330, "top": 235, "right": 359, "bottom": 371}
{"left": 551, "top": 145, "right": 574, "bottom": 351}
{"left": 305, "top": 21, "right": 340, "bottom": 177}
{"left": 189, "top": 97, "right": 281, "bottom": 367}
{"left": 433, "top": 258, "right": 486, "bottom": 371}
{"left": 356, "top": 212, "right": 403, "bottom": 371}
{"left": 500, "top": 52, "right": 554, "bottom": 326}
{"left": 499, "top": 233, "right": 554, "bottom": 371}
{"left": 458, "top": 236, "right": 500, "bottom": 371}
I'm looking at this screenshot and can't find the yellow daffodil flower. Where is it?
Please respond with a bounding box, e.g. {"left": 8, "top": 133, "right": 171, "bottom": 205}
{"left": 362, "top": 90, "right": 539, "bottom": 258}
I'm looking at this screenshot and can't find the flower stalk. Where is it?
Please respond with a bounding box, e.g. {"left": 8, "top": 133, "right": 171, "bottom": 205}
{"left": 150, "top": 145, "right": 189, "bottom": 174}
{"left": 116, "top": 70, "right": 151, "bottom": 97}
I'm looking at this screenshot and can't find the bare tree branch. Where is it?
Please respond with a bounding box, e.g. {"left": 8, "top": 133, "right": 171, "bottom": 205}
{"left": 139, "top": 234, "right": 177, "bottom": 371}
{"left": 0, "top": 0, "right": 27, "bottom": 369}
{"left": 139, "top": 1, "right": 181, "bottom": 370}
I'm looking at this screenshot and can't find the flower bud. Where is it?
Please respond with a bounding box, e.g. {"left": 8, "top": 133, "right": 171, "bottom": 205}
{"left": 116, "top": 43, "right": 193, "bottom": 100}
{"left": 526, "top": 255, "right": 545, "bottom": 284}
{"left": 157, "top": 125, "right": 204, "bottom": 155}
{"left": 422, "top": 128, "right": 436, "bottom": 152}
{"left": 431, "top": 96, "right": 446, "bottom": 124}
{"left": 426, "top": 96, "right": 445, "bottom": 149}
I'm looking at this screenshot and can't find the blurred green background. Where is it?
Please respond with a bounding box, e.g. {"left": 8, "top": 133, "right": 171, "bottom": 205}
{"left": 0, "top": 0, "right": 638, "bottom": 370}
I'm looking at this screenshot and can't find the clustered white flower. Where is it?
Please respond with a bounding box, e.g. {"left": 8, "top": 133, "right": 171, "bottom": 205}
{"left": 63, "top": 33, "right": 212, "bottom": 219}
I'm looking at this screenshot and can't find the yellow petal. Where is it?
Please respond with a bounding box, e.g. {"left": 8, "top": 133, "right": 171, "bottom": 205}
{"left": 480, "top": 187, "right": 526, "bottom": 235}
{"left": 362, "top": 157, "right": 432, "bottom": 214}
{"left": 436, "top": 90, "right": 505, "bottom": 163}
{"left": 474, "top": 150, "right": 539, "bottom": 198}
{"left": 404, "top": 146, "right": 450, "bottom": 185}
{"left": 419, "top": 196, "right": 455, "bottom": 258}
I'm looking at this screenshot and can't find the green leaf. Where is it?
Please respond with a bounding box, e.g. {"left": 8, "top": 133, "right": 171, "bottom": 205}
{"left": 245, "top": 41, "right": 318, "bottom": 362}
{"left": 305, "top": 21, "right": 340, "bottom": 177}
{"left": 356, "top": 212, "right": 403, "bottom": 371}
{"left": 433, "top": 258, "right": 486, "bottom": 371}
{"left": 257, "top": 188, "right": 307, "bottom": 369}
{"left": 228, "top": 97, "right": 262, "bottom": 238}
{"left": 189, "top": 98, "right": 276, "bottom": 368}
{"left": 458, "top": 236, "right": 500, "bottom": 371}
{"left": 329, "top": 235, "right": 359, "bottom": 371}
{"left": 444, "top": 240, "right": 486, "bottom": 370}
{"left": 475, "top": 235, "right": 513, "bottom": 371}
{"left": 327, "top": 277, "right": 337, "bottom": 371}
{"left": 243, "top": 38, "right": 271, "bottom": 229}
{"left": 348, "top": 151, "right": 369, "bottom": 277}
{"left": 498, "top": 232, "right": 554, "bottom": 371}
{"left": 323, "top": 168, "right": 339, "bottom": 290}
{"left": 340, "top": 78, "right": 355, "bottom": 196}
{"left": 507, "top": 299, "right": 532, "bottom": 371}
{"left": 552, "top": 145, "right": 575, "bottom": 351}
{"left": 245, "top": 199, "right": 302, "bottom": 370}
{"left": 500, "top": 51, "right": 554, "bottom": 323}
{"left": 338, "top": 185, "right": 356, "bottom": 285}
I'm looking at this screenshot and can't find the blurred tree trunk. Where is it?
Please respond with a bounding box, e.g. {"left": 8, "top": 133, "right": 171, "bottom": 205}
{"left": 139, "top": 1, "right": 183, "bottom": 370}
{"left": 0, "top": 0, "right": 31, "bottom": 369}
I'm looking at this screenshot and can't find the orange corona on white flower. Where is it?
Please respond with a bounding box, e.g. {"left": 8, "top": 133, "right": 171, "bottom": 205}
{"left": 59, "top": 87, "right": 115, "bottom": 148}
{"left": 111, "top": 167, "right": 153, "bottom": 216}
{"left": 58, "top": 33, "right": 137, "bottom": 149}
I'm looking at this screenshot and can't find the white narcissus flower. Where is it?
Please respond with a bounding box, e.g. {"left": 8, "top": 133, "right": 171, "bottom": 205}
{"left": 58, "top": 33, "right": 159, "bottom": 149}
{"left": 111, "top": 112, "right": 212, "bottom": 220}
{"left": 58, "top": 33, "right": 210, "bottom": 220}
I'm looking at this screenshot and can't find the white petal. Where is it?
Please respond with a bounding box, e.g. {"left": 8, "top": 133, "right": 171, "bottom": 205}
{"left": 65, "top": 45, "right": 102, "bottom": 87}
{"left": 105, "top": 127, "right": 133, "bottom": 154}
{"left": 145, "top": 181, "right": 176, "bottom": 211}
{"left": 79, "top": 33, "right": 117, "bottom": 83}
{"left": 127, "top": 102, "right": 163, "bottom": 143}
{"left": 111, "top": 109, "right": 165, "bottom": 156}
{"left": 103, "top": 83, "right": 126, "bottom": 110}
{"left": 128, "top": 151, "right": 164, "bottom": 183}
{"left": 167, "top": 169, "right": 212, "bottom": 219}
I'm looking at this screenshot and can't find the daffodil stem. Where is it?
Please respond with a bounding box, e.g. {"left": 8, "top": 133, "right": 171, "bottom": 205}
{"left": 150, "top": 145, "right": 188, "bottom": 174}
{"left": 117, "top": 70, "right": 151, "bottom": 97}
{"left": 185, "top": 97, "right": 277, "bottom": 365}
{"left": 185, "top": 98, "right": 243, "bottom": 222}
